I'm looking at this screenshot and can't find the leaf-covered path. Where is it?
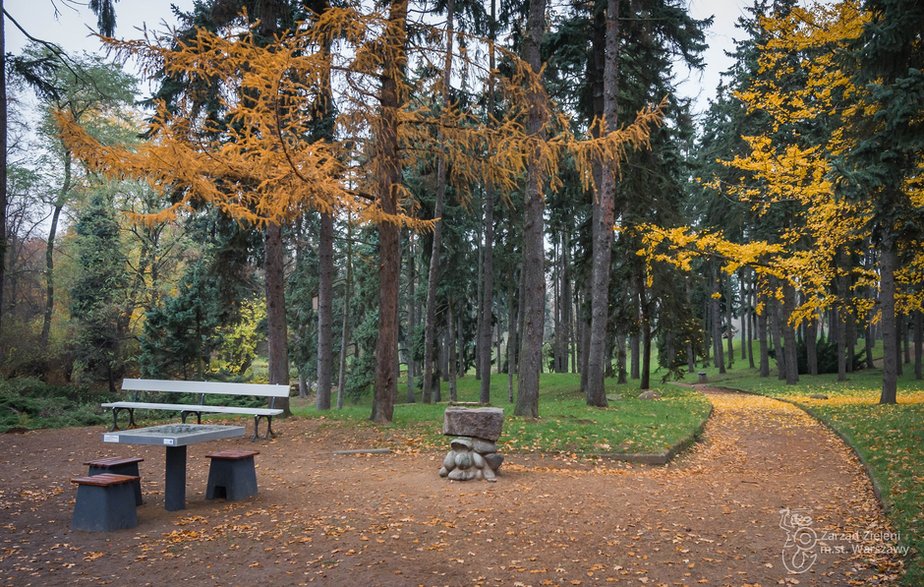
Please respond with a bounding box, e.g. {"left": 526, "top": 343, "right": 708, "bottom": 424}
{"left": 0, "top": 389, "right": 903, "bottom": 586}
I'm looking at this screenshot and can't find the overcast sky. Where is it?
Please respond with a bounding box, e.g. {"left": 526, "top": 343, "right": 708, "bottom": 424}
{"left": 5, "top": 0, "right": 751, "bottom": 115}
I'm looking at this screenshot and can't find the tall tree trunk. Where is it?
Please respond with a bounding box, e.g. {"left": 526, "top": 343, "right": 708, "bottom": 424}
{"left": 315, "top": 212, "right": 334, "bottom": 409}
{"left": 771, "top": 297, "right": 785, "bottom": 380}
{"left": 617, "top": 332, "right": 628, "bottom": 383}
{"left": 585, "top": 0, "right": 620, "bottom": 406}
{"left": 896, "top": 314, "right": 904, "bottom": 376}
{"left": 337, "top": 218, "right": 353, "bottom": 410}
{"left": 879, "top": 235, "right": 898, "bottom": 403}
{"left": 629, "top": 332, "right": 640, "bottom": 379}
{"left": 448, "top": 297, "right": 458, "bottom": 402}
{"left": 0, "top": 4, "right": 7, "bottom": 342}
{"left": 914, "top": 311, "right": 922, "bottom": 380}
{"left": 782, "top": 283, "right": 799, "bottom": 384}
{"left": 265, "top": 222, "right": 290, "bottom": 415}
{"left": 725, "top": 275, "right": 734, "bottom": 369}
{"left": 903, "top": 314, "right": 911, "bottom": 365}
{"left": 806, "top": 318, "right": 818, "bottom": 375}
{"left": 422, "top": 0, "right": 455, "bottom": 405}
{"left": 371, "top": 0, "right": 408, "bottom": 423}
{"left": 406, "top": 234, "right": 417, "bottom": 403}
{"left": 41, "top": 154, "right": 72, "bottom": 349}
{"left": 639, "top": 268, "right": 652, "bottom": 390}
{"left": 711, "top": 263, "right": 726, "bottom": 374}
{"left": 758, "top": 295, "right": 770, "bottom": 377}
{"left": 477, "top": 88, "right": 496, "bottom": 402}
{"left": 514, "top": 0, "right": 547, "bottom": 418}
{"left": 506, "top": 271, "right": 518, "bottom": 402}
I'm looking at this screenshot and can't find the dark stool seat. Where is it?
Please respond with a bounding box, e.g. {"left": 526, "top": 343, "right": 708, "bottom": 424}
{"left": 205, "top": 449, "right": 259, "bottom": 501}
{"left": 84, "top": 456, "right": 144, "bottom": 505}
{"left": 71, "top": 473, "right": 139, "bottom": 531}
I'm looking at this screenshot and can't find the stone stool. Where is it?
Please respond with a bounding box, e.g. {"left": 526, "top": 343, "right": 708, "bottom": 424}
{"left": 205, "top": 449, "right": 259, "bottom": 501}
{"left": 71, "top": 473, "right": 139, "bottom": 531}
{"left": 85, "top": 456, "right": 144, "bottom": 505}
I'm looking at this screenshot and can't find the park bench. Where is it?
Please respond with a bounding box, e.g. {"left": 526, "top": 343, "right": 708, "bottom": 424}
{"left": 102, "top": 378, "right": 289, "bottom": 440}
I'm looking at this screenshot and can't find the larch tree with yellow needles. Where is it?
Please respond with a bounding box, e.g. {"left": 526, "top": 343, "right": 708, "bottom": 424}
{"left": 57, "top": 4, "right": 662, "bottom": 422}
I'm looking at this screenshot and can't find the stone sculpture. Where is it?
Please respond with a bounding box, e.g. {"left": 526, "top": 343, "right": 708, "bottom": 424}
{"left": 438, "top": 407, "right": 504, "bottom": 482}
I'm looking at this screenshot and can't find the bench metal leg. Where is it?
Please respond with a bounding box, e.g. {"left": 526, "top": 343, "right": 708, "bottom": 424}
{"left": 110, "top": 408, "right": 137, "bottom": 431}
{"left": 180, "top": 411, "right": 202, "bottom": 424}
{"left": 252, "top": 416, "right": 276, "bottom": 441}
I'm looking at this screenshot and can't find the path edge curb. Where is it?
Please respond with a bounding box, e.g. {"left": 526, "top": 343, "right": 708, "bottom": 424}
{"left": 587, "top": 401, "right": 714, "bottom": 465}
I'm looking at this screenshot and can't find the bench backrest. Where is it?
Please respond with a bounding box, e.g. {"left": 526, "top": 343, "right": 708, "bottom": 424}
{"left": 121, "top": 378, "right": 290, "bottom": 399}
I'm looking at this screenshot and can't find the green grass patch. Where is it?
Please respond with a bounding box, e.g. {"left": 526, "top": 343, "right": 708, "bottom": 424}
{"left": 293, "top": 372, "right": 712, "bottom": 456}
{"left": 682, "top": 357, "right": 923, "bottom": 585}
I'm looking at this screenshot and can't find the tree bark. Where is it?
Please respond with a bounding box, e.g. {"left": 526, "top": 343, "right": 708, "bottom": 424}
{"left": 782, "top": 283, "right": 799, "bottom": 384}
{"left": 758, "top": 294, "right": 770, "bottom": 377}
{"left": 0, "top": 5, "right": 7, "bottom": 341}
{"left": 406, "top": 234, "right": 417, "bottom": 402}
{"left": 639, "top": 268, "right": 651, "bottom": 390}
{"left": 771, "top": 298, "right": 785, "bottom": 380}
{"left": 371, "top": 0, "right": 407, "bottom": 423}
{"left": 585, "top": 0, "right": 620, "bottom": 406}
{"left": 806, "top": 317, "right": 818, "bottom": 375}
{"left": 315, "top": 212, "right": 334, "bottom": 409}
{"left": 711, "top": 263, "right": 726, "bottom": 374}
{"left": 514, "top": 0, "right": 547, "bottom": 418}
{"left": 879, "top": 235, "right": 897, "bottom": 403}
{"left": 914, "top": 311, "right": 922, "bottom": 380}
{"left": 337, "top": 219, "right": 353, "bottom": 410}
{"left": 422, "top": 0, "right": 455, "bottom": 405}
{"left": 265, "top": 222, "right": 291, "bottom": 415}
{"left": 448, "top": 297, "right": 458, "bottom": 402}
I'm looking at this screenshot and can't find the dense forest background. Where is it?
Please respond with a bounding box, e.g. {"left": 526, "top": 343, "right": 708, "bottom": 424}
{"left": 0, "top": 0, "right": 921, "bottom": 422}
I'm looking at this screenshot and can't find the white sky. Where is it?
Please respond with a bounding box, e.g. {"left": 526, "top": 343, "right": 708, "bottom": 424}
{"left": 5, "top": 0, "right": 749, "bottom": 114}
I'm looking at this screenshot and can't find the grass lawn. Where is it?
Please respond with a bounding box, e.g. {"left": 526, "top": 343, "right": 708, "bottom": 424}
{"left": 293, "top": 371, "right": 712, "bottom": 456}
{"left": 677, "top": 350, "right": 924, "bottom": 586}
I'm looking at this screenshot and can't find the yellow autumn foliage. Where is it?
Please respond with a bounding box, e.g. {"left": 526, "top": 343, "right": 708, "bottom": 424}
{"left": 56, "top": 9, "right": 662, "bottom": 231}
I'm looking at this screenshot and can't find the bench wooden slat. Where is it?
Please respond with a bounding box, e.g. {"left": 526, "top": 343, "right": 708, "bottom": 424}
{"left": 84, "top": 456, "right": 144, "bottom": 467}
{"left": 72, "top": 473, "right": 139, "bottom": 487}
{"left": 206, "top": 449, "right": 260, "bottom": 460}
{"left": 121, "top": 378, "right": 289, "bottom": 398}
{"left": 101, "top": 401, "right": 283, "bottom": 416}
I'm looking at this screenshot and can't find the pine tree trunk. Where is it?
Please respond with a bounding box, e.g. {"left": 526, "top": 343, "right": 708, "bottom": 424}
{"left": 771, "top": 298, "right": 785, "bottom": 380}
{"left": 711, "top": 263, "right": 726, "bottom": 374}
{"left": 371, "top": 0, "right": 407, "bottom": 423}
{"left": 806, "top": 318, "right": 818, "bottom": 375}
{"left": 782, "top": 283, "right": 799, "bottom": 384}
{"left": 336, "top": 218, "right": 353, "bottom": 410}
{"left": 506, "top": 274, "right": 518, "bottom": 403}
{"left": 406, "top": 235, "right": 417, "bottom": 403}
{"left": 617, "top": 333, "right": 628, "bottom": 384}
{"left": 630, "top": 333, "right": 640, "bottom": 379}
{"left": 0, "top": 7, "right": 7, "bottom": 340}
{"left": 865, "top": 323, "right": 875, "bottom": 369}
{"left": 896, "top": 315, "right": 904, "bottom": 376}
{"left": 422, "top": 0, "right": 455, "bottom": 405}
{"left": 448, "top": 298, "right": 457, "bottom": 401}
{"left": 265, "top": 222, "right": 291, "bottom": 415}
{"left": 316, "top": 212, "right": 334, "bottom": 410}
{"left": 903, "top": 314, "right": 911, "bottom": 365}
{"left": 639, "top": 269, "right": 651, "bottom": 391}
{"left": 914, "top": 311, "right": 922, "bottom": 380}
{"left": 514, "top": 0, "right": 547, "bottom": 418}
{"left": 879, "top": 236, "right": 898, "bottom": 403}
{"left": 585, "top": 0, "right": 620, "bottom": 407}
{"left": 758, "top": 295, "right": 770, "bottom": 377}
{"left": 478, "top": 183, "right": 495, "bottom": 402}
{"left": 725, "top": 274, "right": 734, "bottom": 369}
